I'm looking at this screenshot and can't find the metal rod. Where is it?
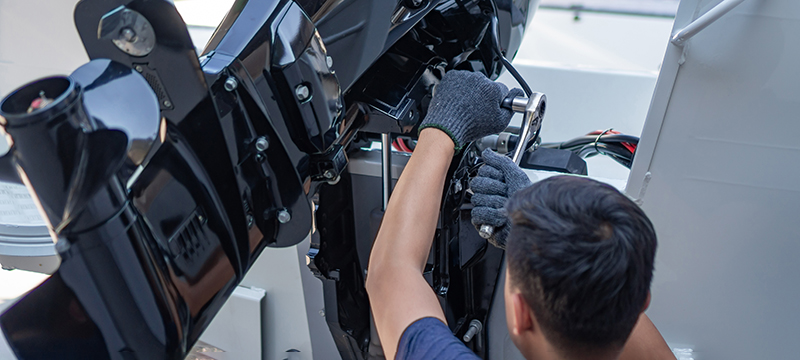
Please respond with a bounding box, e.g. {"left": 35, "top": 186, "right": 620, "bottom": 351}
{"left": 671, "top": 0, "right": 746, "bottom": 46}
{"left": 381, "top": 133, "right": 392, "bottom": 211}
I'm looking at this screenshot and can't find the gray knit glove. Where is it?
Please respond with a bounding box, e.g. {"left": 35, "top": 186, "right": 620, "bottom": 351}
{"left": 420, "top": 70, "right": 523, "bottom": 151}
{"left": 470, "top": 149, "right": 532, "bottom": 249}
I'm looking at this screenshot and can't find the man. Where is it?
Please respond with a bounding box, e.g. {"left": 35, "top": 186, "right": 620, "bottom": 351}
{"left": 365, "top": 70, "right": 674, "bottom": 359}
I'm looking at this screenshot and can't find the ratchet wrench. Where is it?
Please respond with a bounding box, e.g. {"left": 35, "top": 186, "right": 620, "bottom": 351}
{"left": 477, "top": 92, "right": 546, "bottom": 240}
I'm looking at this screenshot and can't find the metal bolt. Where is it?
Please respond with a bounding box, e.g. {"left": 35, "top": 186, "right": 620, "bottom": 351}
{"left": 323, "top": 169, "right": 335, "bottom": 179}
{"left": 326, "top": 56, "right": 333, "bottom": 69}
{"left": 479, "top": 224, "right": 494, "bottom": 239}
{"left": 295, "top": 84, "right": 310, "bottom": 102}
{"left": 463, "top": 319, "right": 483, "bottom": 343}
{"left": 246, "top": 214, "right": 254, "bottom": 228}
{"left": 255, "top": 153, "right": 265, "bottom": 162}
{"left": 224, "top": 76, "right": 238, "bottom": 91}
{"left": 134, "top": 65, "right": 144, "bottom": 72}
{"left": 120, "top": 27, "right": 137, "bottom": 42}
{"left": 255, "top": 136, "right": 269, "bottom": 152}
{"left": 277, "top": 209, "right": 292, "bottom": 224}
{"left": 163, "top": 100, "right": 172, "bottom": 108}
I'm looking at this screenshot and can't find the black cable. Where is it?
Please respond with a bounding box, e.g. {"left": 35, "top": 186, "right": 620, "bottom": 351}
{"left": 499, "top": 56, "right": 532, "bottom": 96}
{"left": 552, "top": 135, "right": 639, "bottom": 149}
{"left": 577, "top": 143, "right": 634, "bottom": 166}
{"left": 490, "top": 16, "right": 532, "bottom": 96}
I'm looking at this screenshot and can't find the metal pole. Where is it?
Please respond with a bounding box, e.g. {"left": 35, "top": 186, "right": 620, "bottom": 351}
{"left": 671, "top": 0, "right": 746, "bottom": 46}
{"left": 381, "top": 133, "right": 392, "bottom": 211}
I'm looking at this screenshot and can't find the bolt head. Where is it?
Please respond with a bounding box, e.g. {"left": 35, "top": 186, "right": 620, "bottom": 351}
{"left": 121, "top": 27, "right": 137, "bottom": 42}
{"left": 295, "top": 84, "right": 311, "bottom": 102}
{"left": 246, "top": 214, "right": 254, "bottom": 228}
{"left": 163, "top": 100, "right": 172, "bottom": 108}
{"left": 326, "top": 56, "right": 334, "bottom": 69}
{"left": 277, "top": 209, "right": 292, "bottom": 224}
{"left": 134, "top": 65, "right": 144, "bottom": 72}
{"left": 479, "top": 224, "right": 494, "bottom": 239}
{"left": 224, "top": 77, "right": 238, "bottom": 92}
{"left": 255, "top": 137, "right": 269, "bottom": 152}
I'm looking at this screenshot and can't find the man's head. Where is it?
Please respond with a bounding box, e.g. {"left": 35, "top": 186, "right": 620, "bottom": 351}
{"left": 502, "top": 175, "right": 657, "bottom": 359}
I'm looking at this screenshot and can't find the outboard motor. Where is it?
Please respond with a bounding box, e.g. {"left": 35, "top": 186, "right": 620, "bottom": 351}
{"left": 0, "top": 0, "right": 539, "bottom": 358}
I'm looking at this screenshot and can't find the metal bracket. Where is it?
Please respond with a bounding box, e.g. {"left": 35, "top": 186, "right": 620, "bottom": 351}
{"left": 309, "top": 144, "right": 349, "bottom": 184}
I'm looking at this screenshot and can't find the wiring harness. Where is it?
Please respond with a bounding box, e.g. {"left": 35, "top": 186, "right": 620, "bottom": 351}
{"left": 540, "top": 129, "right": 638, "bottom": 168}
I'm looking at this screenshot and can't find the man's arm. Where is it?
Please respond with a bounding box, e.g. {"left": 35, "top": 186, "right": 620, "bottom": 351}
{"left": 365, "top": 128, "right": 455, "bottom": 360}
{"left": 365, "top": 70, "right": 520, "bottom": 359}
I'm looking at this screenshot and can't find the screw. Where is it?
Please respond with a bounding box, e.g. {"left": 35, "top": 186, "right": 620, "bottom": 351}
{"left": 295, "top": 84, "right": 310, "bottom": 102}
{"left": 323, "top": 169, "right": 335, "bottom": 179}
{"left": 134, "top": 65, "right": 144, "bottom": 72}
{"left": 255, "top": 153, "right": 265, "bottom": 162}
{"left": 246, "top": 214, "right": 254, "bottom": 228}
{"left": 326, "top": 56, "right": 333, "bottom": 69}
{"left": 120, "top": 27, "right": 137, "bottom": 42}
{"left": 163, "top": 100, "right": 172, "bottom": 108}
{"left": 463, "top": 319, "right": 483, "bottom": 343}
{"left": 277, "top": 209, "right": 292, "bottom": 224}
{"left": 255, "top": 136, "right": 269, "bottom": 151}
{"left": 224, "top": 76, "right": 238, "bottom": 91}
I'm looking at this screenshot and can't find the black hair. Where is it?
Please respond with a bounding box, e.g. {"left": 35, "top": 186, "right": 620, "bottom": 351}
{"left": 505, "top": 175, "right": 657, "bottom": 355}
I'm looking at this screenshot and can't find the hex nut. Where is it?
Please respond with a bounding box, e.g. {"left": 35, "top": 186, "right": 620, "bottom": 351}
{"left": 224, "top": 77, "right": 238, "bottom": 92}
{"left": 255, "top": 137, "right": 269, "bottom": 152}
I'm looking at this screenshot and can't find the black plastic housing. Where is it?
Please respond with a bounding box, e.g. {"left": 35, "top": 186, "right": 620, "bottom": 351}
{"left": 520, "top": 147, "right": 589, "bottom": 175}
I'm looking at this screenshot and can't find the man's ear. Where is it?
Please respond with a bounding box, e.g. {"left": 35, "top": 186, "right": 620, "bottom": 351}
{"left": 641, "top": 292, "right": 651, "bottom": 313}
{"left": 511, "top": 293, "right": 534, "bottom": 335}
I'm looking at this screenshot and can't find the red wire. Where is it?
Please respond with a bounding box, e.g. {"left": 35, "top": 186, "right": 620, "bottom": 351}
{"left": 395, "top": 138, "right": 412, "bottom": 152}
{"left": 401, "top": 139, "right": 413, "bottom": 152}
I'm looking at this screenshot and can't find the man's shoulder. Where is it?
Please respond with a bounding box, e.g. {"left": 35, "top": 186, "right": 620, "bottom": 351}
{"left": 396, "top": 317, "right": 482, "bottom": 360}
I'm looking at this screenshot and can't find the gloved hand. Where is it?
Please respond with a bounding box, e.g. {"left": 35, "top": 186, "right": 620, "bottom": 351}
{"left": 420, "top": 70, "right": 524, "bottom": 152}
{"left": 470, "top": 148, "right": 532, "bottom": 249}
